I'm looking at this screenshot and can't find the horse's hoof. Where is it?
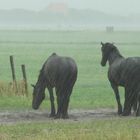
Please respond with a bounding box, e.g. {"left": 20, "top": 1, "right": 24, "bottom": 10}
{"left": 122, "top": 112, "right": 130, "bottom": 116}
{"left": 136, "top": 112, "right": 140, "bottom": 117}
{"left": 118, "top": 110, "right": 122, "bottom": 115}
{"left": 49, "top": 113, "right": 56, "bottom": 118}
{"left": 62, "top": 114, "right": 69, "bottom": 119}
{"left": 54, "top": 114, "right": 61, "bottom": 119}
{"left": 118, "top": 106, "right": 122, "bottom": 115}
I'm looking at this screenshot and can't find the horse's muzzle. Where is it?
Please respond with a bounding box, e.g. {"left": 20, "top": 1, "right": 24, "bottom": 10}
{"left": 32, "top": 104, "right": 39, "bottom": 110}
{"left": 101, "top": 61, "right": 106, "bottom": 66}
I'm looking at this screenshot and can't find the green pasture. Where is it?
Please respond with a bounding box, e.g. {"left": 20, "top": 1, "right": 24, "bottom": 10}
{"left": 0, "top": 30, "right": 139, "bottom": 109}
{"left": 0, "top": 30, "right": 139, "bottom": 139}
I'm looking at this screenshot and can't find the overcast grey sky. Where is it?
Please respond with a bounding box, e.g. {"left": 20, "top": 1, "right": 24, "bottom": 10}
{"left": 0, "top": 0, "right": 139, "bottom": 15}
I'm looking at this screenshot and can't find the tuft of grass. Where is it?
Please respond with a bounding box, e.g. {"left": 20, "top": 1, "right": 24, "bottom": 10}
{"left": 0, "top": 81, "right": 27, "bottom": 96}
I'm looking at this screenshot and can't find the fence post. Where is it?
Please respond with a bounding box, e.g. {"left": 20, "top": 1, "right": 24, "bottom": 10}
{"left": 21, "top": 64, "right": 28, "bottom": 97}
{"left": 9, "top": 55, "right": 18, "bottom": 93}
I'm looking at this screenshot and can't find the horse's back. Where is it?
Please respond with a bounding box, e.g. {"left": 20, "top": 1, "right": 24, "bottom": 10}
{"left": 125, "top": 57, "right": 140, "bottom": 65}
{"left": 43, "top": 53, "right": 77, "bottom": 87}
{"left": 108, "top": 57, "right": 140, "bottom": 86}
{"left": 46, "top": 53, "right": 77, "bottom": 73}
{"left": 117, "top": 57, "right": 140, "bottom": 86}
{"left": 120, "top": 57, "right": 140, "bottom": 73}
{"left": 122, "top": 57, "right": 140, "bottom": 76}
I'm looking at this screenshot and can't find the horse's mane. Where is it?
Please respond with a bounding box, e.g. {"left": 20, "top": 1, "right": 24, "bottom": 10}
{"left": 109, "top": 43, "right": 123, "bottom": 58}
{"left": 37, "top": 64, "right": 46, "bottom": 84}
{"left": 37, "top": 53, "right": 57, "bottom": 84}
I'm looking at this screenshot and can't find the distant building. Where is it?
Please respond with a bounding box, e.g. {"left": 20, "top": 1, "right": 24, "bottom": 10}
{"left": 47, "top": 3, "right": 68, "bottom": 15}
{"left": 106, "top": 26, "right": 114, "bottom": 32}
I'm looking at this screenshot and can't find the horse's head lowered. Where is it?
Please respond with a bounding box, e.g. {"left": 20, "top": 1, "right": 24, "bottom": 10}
{"left": 100, "top": 42, "right": 116, "bottom": 66}
{"left": 31, "top": 83, "right": 45, "bottom": 110}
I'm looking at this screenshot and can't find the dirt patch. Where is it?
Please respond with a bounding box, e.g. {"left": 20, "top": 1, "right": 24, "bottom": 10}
{"left": 0, "top": 108, "right": 120, "bottom": 124}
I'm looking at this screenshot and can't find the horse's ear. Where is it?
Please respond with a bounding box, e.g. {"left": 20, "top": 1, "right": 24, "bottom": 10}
{"left": 31, "top": 84, "right": 35, "bottom": 88}
{"left": 101, "top": 42, "right": 104, "bottom": 46}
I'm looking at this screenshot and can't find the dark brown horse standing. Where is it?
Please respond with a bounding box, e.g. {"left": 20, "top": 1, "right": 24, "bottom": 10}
{"left": 32, "top": 53, "right": 78, "bottom": 119}
{"left": 100, "top": 42, "right": 140, "bottom": 116}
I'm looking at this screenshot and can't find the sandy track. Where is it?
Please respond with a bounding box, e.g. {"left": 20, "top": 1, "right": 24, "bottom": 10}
{"left": 0, "top": 108, "right": 120, "bottom": 124}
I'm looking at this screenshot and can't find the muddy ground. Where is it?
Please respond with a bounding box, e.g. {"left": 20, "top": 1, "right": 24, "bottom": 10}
{"left": 0, "top": 108, "right": 124, "bottom": 124}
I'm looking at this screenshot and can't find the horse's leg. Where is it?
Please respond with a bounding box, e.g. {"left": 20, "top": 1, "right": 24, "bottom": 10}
{"left": 122, "top": 87, "right": 134, "bottom": 116}
{"left": 61, "top": 87, "right": 73, "bottom": 119}
{"left": 55, "top": 86, "right": 72, "bottom": 119}
{"left": 136, "top": 93, "right": 140, "bottom": 116}
{"left": 123, "top": 99, "right": 133, "bottom": 116}
{"left": 111, "top": 83, "right": 122, "bottom": 114}
{"left": 132, "top": 95, "right": 137, "bottom": 115}
{"left": 136, "top": 105, "right": 140, "bottom": 116}
{"left": 132, "top": 101, "right": 137, "bottom": 114}
{"left": 48, "top": 87, "right": 55, "bottom": 117}
{"left": 55, "top": 87, "right": 63, "bottom": 119}
{"left": 62, "top": 76, "right": 77, "bottom": 119}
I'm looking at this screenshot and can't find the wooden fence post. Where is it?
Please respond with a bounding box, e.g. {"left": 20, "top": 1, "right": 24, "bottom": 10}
{"left": 9, "top": 55, "right": 18, "bottom": 93}
{"left": 21, "top": 64, "right": 28, "bottom": 97}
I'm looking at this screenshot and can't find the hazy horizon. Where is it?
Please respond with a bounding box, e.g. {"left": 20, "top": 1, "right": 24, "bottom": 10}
{"left": 0, "top": 0, "right": 140, "bottom": 16}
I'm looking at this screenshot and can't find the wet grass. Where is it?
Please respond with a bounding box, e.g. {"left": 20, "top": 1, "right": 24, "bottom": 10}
{"left": 0, "top": 30, "right": 139, "bottom": 139}
{"left": 0, "top": 30, "right": 140, "bottom": 110}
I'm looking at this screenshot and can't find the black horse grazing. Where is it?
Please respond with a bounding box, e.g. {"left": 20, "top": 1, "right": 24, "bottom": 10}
{"left": 32, "top": 53, "right": 78, "bottom": 119}
{"left": 100, "top": 42, "right": 140, "bottom": 116}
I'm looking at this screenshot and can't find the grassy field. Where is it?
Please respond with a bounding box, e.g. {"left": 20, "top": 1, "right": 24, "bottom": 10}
{"left": 0, "top": 30, "right": 139, "bottom": 109}
{"left": 0, "top": 118, "right": 140, "bottom": 140}
{"left": 0, "top": 30, "right": 140, "bottom": 139}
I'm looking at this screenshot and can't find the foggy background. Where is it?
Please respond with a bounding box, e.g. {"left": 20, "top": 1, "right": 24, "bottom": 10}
{"left": 0, "top": 0, "right": 140, "bottom": 30}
